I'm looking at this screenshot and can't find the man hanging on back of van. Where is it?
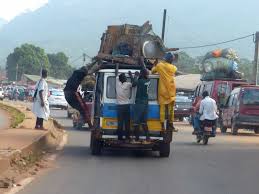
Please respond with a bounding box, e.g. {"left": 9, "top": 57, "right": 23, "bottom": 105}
{"left": 64, "top": 60, "right": 100, "bottom": 129}
{"left": 129, "top": 57, "right": 151, "bottom": 142}
{"left": 151, "top": 52, "right": 178, "bottom": 132}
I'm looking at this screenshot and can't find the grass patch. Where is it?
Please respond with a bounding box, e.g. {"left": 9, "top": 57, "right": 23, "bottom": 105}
{"left": 0, "top": 103, "right": 25, "bottom": 128}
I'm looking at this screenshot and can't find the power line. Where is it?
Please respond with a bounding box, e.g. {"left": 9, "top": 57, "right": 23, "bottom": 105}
{"left": 178, "top": 34, "right": 255, "bottom": 50}
{"left": 70, "top": 55, "right": 83, "bottom": 64}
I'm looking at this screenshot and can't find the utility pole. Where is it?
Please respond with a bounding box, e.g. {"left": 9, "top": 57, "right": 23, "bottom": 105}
{"left": 253, "top": 32, "right": 259, "bottom": 85}
{"left": 161, "top": 9, "right": 167, "bottom": 42}
{"left": 15, "top": 63, "right": 18, "bottom": 82}
{"left": 83, "top": 53, "right": 86, "bottom": 65}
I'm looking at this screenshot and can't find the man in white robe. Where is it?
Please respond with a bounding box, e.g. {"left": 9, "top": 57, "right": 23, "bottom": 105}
{"left": 32, "top": 69, "right": 50, "bottom": 130}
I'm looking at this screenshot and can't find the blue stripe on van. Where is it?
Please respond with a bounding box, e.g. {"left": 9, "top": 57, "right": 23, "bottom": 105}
{"left": 102, "top": 103, "right": 160, "bottom": 119}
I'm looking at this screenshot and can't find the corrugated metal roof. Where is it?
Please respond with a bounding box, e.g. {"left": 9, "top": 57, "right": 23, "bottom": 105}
{"left": 176, "top": 74, "right": 201, "bottom": 91}
{"left": 23, "top": 74, "right": 66, "bottom": 86}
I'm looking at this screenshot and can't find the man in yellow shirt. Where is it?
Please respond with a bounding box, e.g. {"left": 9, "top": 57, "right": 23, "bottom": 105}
{"left": 151, "top": 52, "right": 177, "bottom": 131}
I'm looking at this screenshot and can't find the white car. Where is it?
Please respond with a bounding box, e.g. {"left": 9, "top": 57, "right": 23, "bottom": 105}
{"left": 48, "top": 89, "right": 68, "bottom": 110}
{"left": 0, "top": 87, "right": 4, "bottom": 100}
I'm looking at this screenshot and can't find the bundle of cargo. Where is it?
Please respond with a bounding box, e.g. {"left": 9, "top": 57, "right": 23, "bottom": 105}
{"left": 97, "top": 21, "right": 178, "bottom": 68}
{"left": 200, "top": 48, "right": 243, "bottom": 80}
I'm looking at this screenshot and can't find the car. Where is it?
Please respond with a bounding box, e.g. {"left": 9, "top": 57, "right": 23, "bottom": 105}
{"left": 0, "top": 87, "right": 4, "bottom": 100}
{"left": 192, "top": 79, "right": 249, "bottom": 110}
{"left": 220, "top": 85, "right": 259, "bottom": 135}
{"left": 3, "top": 87, "right": 10, "bottom": 98}
{"left": 192, "top": 79, "right": 249, "bottom": 129}
{"left": 174, "top": 95, "right": 192, "bottom": 121}
{"left": 48, "top": 89, "right": 68, "bottom": 110}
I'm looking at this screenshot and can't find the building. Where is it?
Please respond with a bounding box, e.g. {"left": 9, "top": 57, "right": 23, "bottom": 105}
{"left": 175, "top": 74, "right": 201, "bottom": 96}
{"left": 21, "top": 74, "right": 67, "bottom": 88}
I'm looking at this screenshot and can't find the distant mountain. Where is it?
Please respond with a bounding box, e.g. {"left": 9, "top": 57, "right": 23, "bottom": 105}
{"left": 0, "top": 0, "right": 257, "bottom": 67}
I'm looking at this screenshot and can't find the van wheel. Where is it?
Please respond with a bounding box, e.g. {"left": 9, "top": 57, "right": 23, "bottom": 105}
{"left": 159, "top": 143, "right": 170, "bottom": 157}
{"left": 203, "top": 136, "right": 209, "bottom": 145}
{"left": 231, "top": 121, "right": 238, "bottom": 135}
{"left": 254, "top": 128, "right": 259, "bottom": 134}
{"left": 91, "top": 135, "right": 102, "bottom": 155}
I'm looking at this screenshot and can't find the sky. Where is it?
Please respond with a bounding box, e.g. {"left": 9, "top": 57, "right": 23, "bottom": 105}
{"left": 0, "top": 0, "right": 48, "bottom": 21}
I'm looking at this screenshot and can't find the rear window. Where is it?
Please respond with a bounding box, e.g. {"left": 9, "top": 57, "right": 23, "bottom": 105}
{"left": 242, "top": 89, "right": 259, "bottom": 105}
{"left": 51, "top": 91, "right": 64, "bottom": 96}
{"left": 106, "top": 76, "right": 158, "bottom": 101}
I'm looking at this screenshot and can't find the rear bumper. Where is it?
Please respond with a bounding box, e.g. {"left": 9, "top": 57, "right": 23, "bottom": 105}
{"left": 235, "top": 115, "right": 259, "bottom": 129}
{"left": 49, "top": 102, "right": 68, "bottom": 108}
{"left": 92, "top": 129, "right": 171, "bottom": 150}
{"left": 174, "top": 109, "right": 190, "bottom": 118}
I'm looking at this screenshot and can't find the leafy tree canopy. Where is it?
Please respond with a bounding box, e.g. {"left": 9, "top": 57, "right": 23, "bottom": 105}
{"left": 47, "top": 52, "right": 74, "bottom": 79}
{"left": 6, "top": 43, "right": 49, "bottom": 81}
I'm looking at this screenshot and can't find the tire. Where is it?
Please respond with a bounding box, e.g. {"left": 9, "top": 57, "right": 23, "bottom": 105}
{"left": 254, "top": 128, "right": 259, "bottom": 134}
{"left": 196, "top": 135, "right": 202, "bottom": 143}
{"left": 203, "top": 136, "right": 209, "bottom": 145}
{"left": 231, "top": 121, "right": 238, "bottom": 135}
{"left": 67, "top": 112, "right": 72, "bottom": 118}
{"left": 91, "top": 134, "right": 102, "bottom": 155}
{"left": 159, "top": 143, "right": 170, "bottom": 157}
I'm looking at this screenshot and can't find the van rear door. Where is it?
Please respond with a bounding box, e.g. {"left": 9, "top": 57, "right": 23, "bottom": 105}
{"left": 240, "top": 88, "right": 259, "bottom": 116}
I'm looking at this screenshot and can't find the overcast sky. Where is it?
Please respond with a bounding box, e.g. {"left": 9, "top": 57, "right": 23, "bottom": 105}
{"left": 0, "top": 0, "right": 48, "bottom": 21}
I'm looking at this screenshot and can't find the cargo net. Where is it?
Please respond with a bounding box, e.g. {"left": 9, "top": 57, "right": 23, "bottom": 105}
{"left": 199, "top": 48, "right": 244, "bottom": 80}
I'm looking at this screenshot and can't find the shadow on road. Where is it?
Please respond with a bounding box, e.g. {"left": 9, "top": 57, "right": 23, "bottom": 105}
{"left": 219, "top": 132, "right": 259, "bottom": 137}
{"left": 61, "top": 144, "right": 162, "bottom": 159}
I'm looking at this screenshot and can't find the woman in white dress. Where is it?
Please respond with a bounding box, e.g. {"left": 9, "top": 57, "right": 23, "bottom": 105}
{"left": 32, "top": 69, "right": 50, "bottom": 130}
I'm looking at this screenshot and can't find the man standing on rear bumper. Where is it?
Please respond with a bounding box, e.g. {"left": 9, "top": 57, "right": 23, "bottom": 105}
{"left": 129, "top": 68, "right": 150, "bottom": 141}
{"left": 116, "top": 73, "right": 132, "bottom": 140}
{"left": 151, "top": 52, "right": 177, "bottom": 131}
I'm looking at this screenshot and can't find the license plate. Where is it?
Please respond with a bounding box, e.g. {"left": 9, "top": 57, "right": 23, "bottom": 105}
{"left": 204, "top": 127, "right": 212, "bottom": 132}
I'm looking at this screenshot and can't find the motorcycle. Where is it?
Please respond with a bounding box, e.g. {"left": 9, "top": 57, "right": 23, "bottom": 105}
{"left": 196, "top": 120, "right": 216, "bottom": 145}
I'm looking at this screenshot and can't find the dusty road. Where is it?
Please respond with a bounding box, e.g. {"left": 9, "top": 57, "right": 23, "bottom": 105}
{"left": 18, "top": 109, "right": 259, "bottom": 194}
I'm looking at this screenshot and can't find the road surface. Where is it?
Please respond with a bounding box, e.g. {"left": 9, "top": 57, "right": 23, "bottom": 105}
{"left": 19, "top": 109, "right": 259, "bottom": 194}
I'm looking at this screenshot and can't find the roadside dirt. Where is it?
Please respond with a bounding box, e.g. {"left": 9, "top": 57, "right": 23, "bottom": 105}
{"left": 0, "top": 109, "right": 10, "bottom": 130}
{"left": 0, "top": 151, "right": 57, "bottom": 193}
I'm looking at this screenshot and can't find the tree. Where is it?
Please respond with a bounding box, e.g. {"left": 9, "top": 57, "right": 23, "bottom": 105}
{"left": 177, "top": 51, "right": 199, "bottom": 73}
{"left": 48, "top": 52, "right": 74, "bottom": 79}
{"left": 238, "top": 58, "right": 253, "bottom": 82}
{"left": 6, "top": 44, "right": 49, "bottom": 81}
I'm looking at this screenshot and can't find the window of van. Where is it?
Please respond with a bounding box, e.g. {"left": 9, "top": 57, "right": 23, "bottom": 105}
{"left": 204, "top": 83, "right": 213, "bottom": 95}
{"left": 198, "top": 84, "right": 204, "bottom": 96}
{"left": 242, "top": 89, "right": 259, "bottom": 105}
{"left": 227, "top": 94, "right": 235, "bottom": 107}
{"left": 106, "top": 76, "right": 158, "bottom": 101}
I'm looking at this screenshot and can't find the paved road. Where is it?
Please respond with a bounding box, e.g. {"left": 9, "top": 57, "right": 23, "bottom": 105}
{"left": 19, "top": 109, "right": 259, "bottom": 194}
